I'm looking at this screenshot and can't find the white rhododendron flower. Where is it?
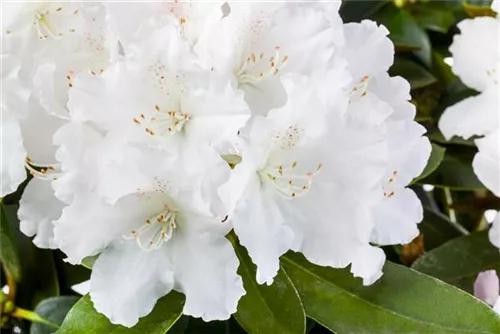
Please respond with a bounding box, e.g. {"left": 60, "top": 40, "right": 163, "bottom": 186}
{"left": 340, "top": 20, "right": 431, "bottom": 248}
{"left": 53, "top": 141, "right": 244, "bottom": 326}
{"left": 438, "top": 4, "right": 499, "bottom": 197}
{"left": 438, "top": 1, "right": 500, "bottom": 251}
{"left": 1, "top": 1, "right": 434, "bottom": 328}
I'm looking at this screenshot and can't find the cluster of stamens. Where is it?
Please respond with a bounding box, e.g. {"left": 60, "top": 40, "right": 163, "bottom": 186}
{"left": 124, "top": 207, "right": 177, "bottom": 251}
{"left": 133, "top": 105, "right": 189, "bottom": 137}
{"left": 260, "top": 161, "right": 322, "bottom": 199}
{"left": 350, "top": 75, "right": 369, "bottom": 100}
{"left": 25, "top": 157, "right": 61, "bottom": 180}
{"left": 33, "top": 7, "right": 78, "bottom": 40}
{"left": 236, "top": 46, "right": 288, "bottom": 85}
{"left": 382, "top": 170, "right": 398, "bottom": 198}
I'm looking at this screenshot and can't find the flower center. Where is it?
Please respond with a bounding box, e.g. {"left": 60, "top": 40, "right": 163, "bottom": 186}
{"left": 124, "top": 207, "right": 177, "bottom": 251}
{"left": 236, "top": 46, "right": 288, "bottom": 85}
{"left": 133, "top": 105, "right": 189, "bottom": 137}
{"left": 259, "top": 161, "right": 322, "bottom": 199}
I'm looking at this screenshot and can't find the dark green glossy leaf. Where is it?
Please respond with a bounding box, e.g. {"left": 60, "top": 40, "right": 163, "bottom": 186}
{"left": 413, "top": 143, "right": 446, "bottom": 182}
{"left": 0, "top": 201, "right": 22, "bottom": 281}
{"left": 412, "top": 231, "right": 500, "bottom": 293}
{"left": 419, "top": 209, "right": 468, "bottom": 250}
{"left": 31, "top": 296, "right": 79, "bottom": 334}
{"left": 283, "top": 253, "right": 500, "bottom": 333}
{"left": 372, "top": 4, "right": 432, "bottom": 65}
{"left": 340, "top": 0, "right": 388, "bottom": 23}
{"left": 233, "top": 241, "right": 305, "bottom": 334}
{"left": 418, "top": 149, "right": 484, "bottom": 190}
{"left": 390, "top": 58, "right": 437, "bottom": 90}
{"left": 2, "top": 204, "right": 59, "bottom": 308}
{"left": 410, "top": 7, "right": 456, "bottom": 33}
{"left": 56, "top": 292, "right": 184, "bottom": 334}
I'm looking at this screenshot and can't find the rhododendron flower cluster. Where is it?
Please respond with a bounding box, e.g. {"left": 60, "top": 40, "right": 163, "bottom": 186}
{"left": 1, "top": 1, "right": 431, "bottom": 327}
{"left": 439, "top": 0, "right": 500, "bottom": 252}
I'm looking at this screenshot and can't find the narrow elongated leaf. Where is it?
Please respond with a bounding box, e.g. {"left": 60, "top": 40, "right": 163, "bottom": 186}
{"left": 283, "top": 253, "right": 500, "bottom": 333}
{"left": 419, "top": 209, "right": 468, "bottom": 250}
{"left": 0, "top": 202, "right": 22, "bottom": 281}
{"left": 412, "top": 231, "right": 500, "bottom": 293}
{"left": 31, "top": 296, "right": 79, "bottom": 334}
{"left": 233, "top": 241, "right": 305, "bottom": 334}
{"left": 413, "top": 143, "right": 446, "bottom": 182}
{"left": 56, "top": 292, "right": 185, "bottom": 334}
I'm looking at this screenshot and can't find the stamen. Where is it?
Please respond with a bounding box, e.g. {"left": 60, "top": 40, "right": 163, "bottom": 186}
{"left": 349, "top": 75, "right": 370, "bottom": 100}
{"left": 124, "top": 208, "right": 177, "bottom": 251}
{"left": 259, "top": 161, "right": 322, "bottom": 199}
{"left": 24, "top": 158, "right": 62, "bottom": 180}
{"left": 237, "top": 46, "right": 288, "bottom": 85}
{"left": 133, "top": 105, "right": 189, "bottom": 138}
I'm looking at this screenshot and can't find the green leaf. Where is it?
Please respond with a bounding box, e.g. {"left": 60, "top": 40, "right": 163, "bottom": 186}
{"left": 0, "top": 201, "right": 22, "bottom": 281}
{"left": 233, "top": 240, "right": 305, "bottom": 334}
{"left": 410, "top": 6, "right": 456, "bottom": 33}
{"left": 418, "top": 149, "right": 484, "bottom": 190}
{"left": 339, "top": 0, "right": 388, "bottom": 23}
{"left": 4, "top": 203, "right": 60, "bottom": 308}
{"left": 372, "top": 4, "right": 432, "bottom": 65}
{"left": 412, "top": 231, "right": 500, "bottom": 293}
{"left": 31, "top": 296, "right": 79, "bottom": 334}
{"left": 390, "top": 58, "right": 437, "bottom": 90}
{"left": 419, "top": 209, "right": 468, "bottom": 250}
{"left": 283, "top": 253, "right": 500, "bottom": 333}
{"left": 413, "top": 143, "right": 446, "bottom": 182}
{"left": 56, "top": 292, "right": 185, "bottom": 334}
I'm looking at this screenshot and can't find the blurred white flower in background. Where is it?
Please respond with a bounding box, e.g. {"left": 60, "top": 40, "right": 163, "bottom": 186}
{"left": 474, "top": 270, "right": 500, "bottom": 314}
{"left": 438, "top": 1, "right": 500, "bottom": 251}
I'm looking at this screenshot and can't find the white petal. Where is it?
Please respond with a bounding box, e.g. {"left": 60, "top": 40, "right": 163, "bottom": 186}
{"left": 350, "top": 245, "right": 386, "bottom": 286}
{"left": 71, "top": 280, "right": 90, "bottom": 295}
{"left": 489, "top": 214, "right": 500, "bottom": 249}
{"left": 1, "top": 120, "right": 26, "bottom": 196}
{"left": 450, "top": 17, "right": 499, "bottom": 92}
{"left": 90, "top": 240, "right": 174, "bottom": 327}
{"left": 232, "top": 177, "right": 294, "bottom": 285}
{"left": 54, "top": 193, "right": 134, "bottom": 264}
{"left": 20, "top": 98, "right": 66, "bottom": 164}
{"left": 341, "top": 20, "right": 394, "bottom": 81}
{"left": 18, "top": 178, "right": 64, "bottom": 249}
{"left": 287, "top": 184, "right": 372, "bottom": 271}
{"left": 474, "top": 270, "right": 500, "bottom": 306}
{"left": 473, "top": 130, "right": 500, "bottom": 197}
{"left": 439, "top": 88, "right": 499, "bottom": 140}
{"left": 369, "top": 73, "right": 416, "bottom": 121}
{"left": 387, "top": 120, "right": 431, "bottom": 187}
{"left": 171, "top": 215, "right": 245, "bottom": 321}
{"left": 370, "top": 188, "right": 422, "bottom": 246}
